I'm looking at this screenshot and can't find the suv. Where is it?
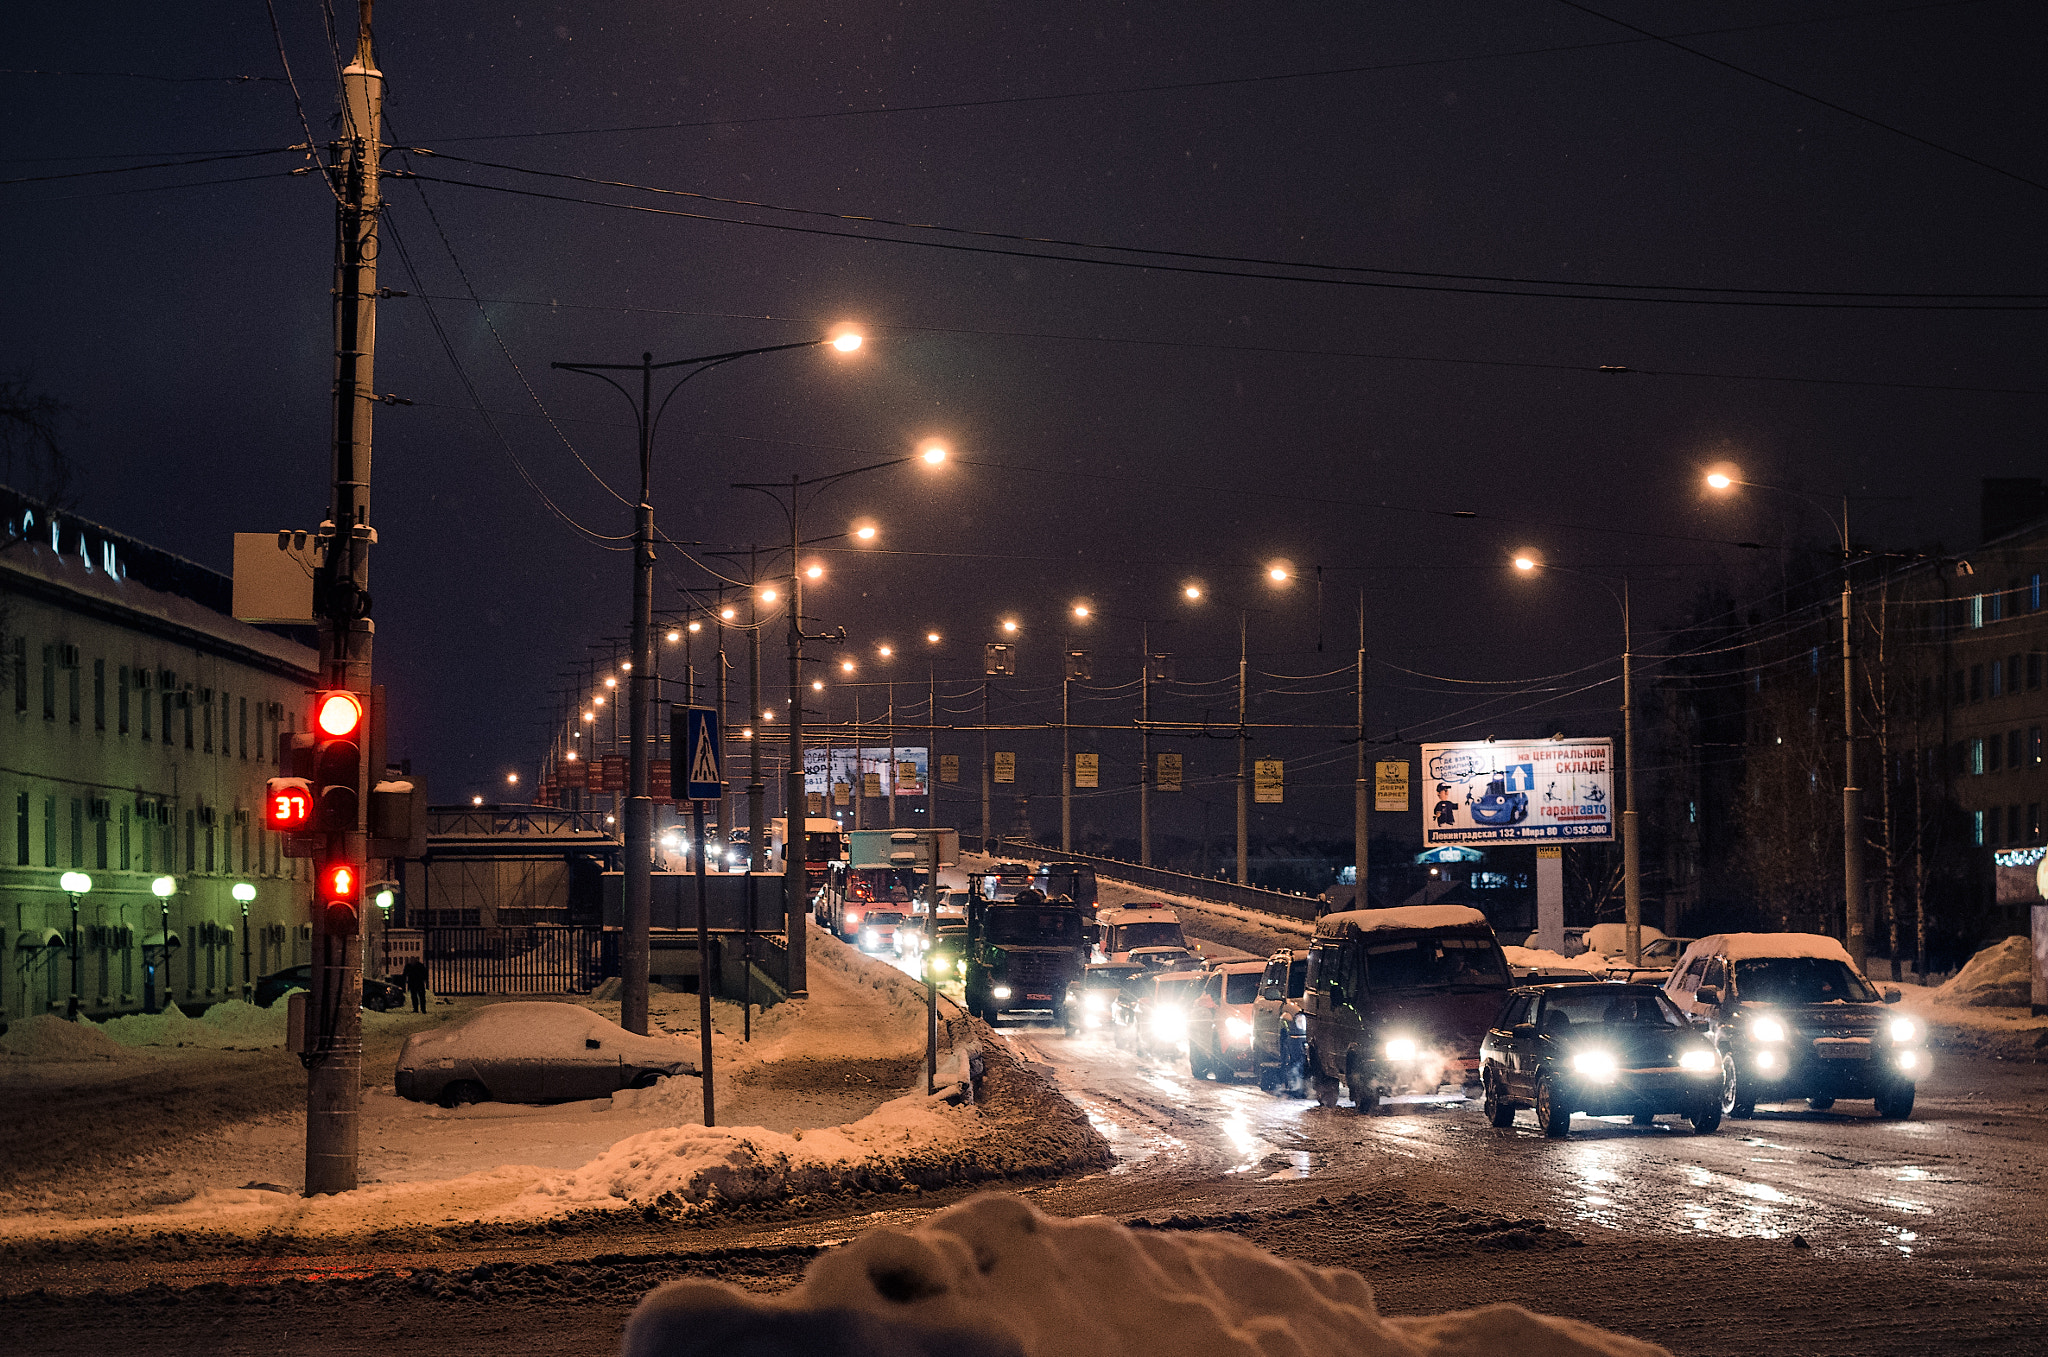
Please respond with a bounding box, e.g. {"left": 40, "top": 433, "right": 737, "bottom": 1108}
{"left": 1186, "top": 960, "right": 1267, "bottom": 1081}
{"left": 1480, "top": 982, "right": 1723, "bottom": 1137}
{"left": 1665, "top": 933, "right": 1924, "bottom": 1120}
{"left": 1252, "top": 949, "right": 1309, "bottom": 1093}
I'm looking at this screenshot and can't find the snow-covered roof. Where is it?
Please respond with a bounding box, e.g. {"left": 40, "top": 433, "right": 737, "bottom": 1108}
{"left": 1097, "top": 905, "right": 1179, "bottom": 921}
{"left": 1681, "top": 933, "right": 1856, "bottom": 965}
{"left": 1317, "top": 905, "right": 1491, "bottom": 936}
{"left": 1581, "top": 922, "right": 1666, "bottom": 957}
{"left": 1502, "top": 945, "right": 1602, "bottom": 974}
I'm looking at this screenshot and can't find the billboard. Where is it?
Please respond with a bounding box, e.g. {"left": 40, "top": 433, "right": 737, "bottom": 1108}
{"left": 1421, "top": 737, "right": 1613, "bottom": 845}
{"left": 805, "top": 746, "right": 929, "bottom": 797}
{"left": 1374, "top": 760, "right": 1409, "bottom": 812}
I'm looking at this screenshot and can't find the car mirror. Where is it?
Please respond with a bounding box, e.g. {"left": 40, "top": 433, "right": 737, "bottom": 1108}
{"left": 1511, "top": 1022, "right": 1537, "bottom": 1039}
{"left": 1883, "top": 987, "right": 1901, "bottom": 1004}
{"left": 585, "top": 1038, "right": 602, "bottom": 1050}
{"left": 1693, "top": 985, "right": 1721, "bottom": 1008}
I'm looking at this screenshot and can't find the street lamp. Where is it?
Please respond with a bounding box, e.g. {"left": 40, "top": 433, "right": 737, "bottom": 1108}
{"left": 735, "top": 442, "right": 950, "bottom": 997}
{"left": 60, "top": 871, "right": 90, "bottom": 1020}
{"left": 552, "top": 331, "right": 863, "bottom": 1036}
{"left": 1706, "top": 470, "right": 1864, "bottom": 968}
{"left": 1513, "top": 551, "right": 1641, "bottom": 966}
{"left": 151, "top": 874, "right": 176, "bottom": 1013}
{"left": 232, "top": 882, "right": 256, "bottom": 998}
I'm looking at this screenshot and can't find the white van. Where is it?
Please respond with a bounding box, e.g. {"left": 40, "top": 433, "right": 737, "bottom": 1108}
{"left": 1093, "top": 905, "right": 1186, "bottom": 964}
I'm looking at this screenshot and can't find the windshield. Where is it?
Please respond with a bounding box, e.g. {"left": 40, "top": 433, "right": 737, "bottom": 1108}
{"left": 1733, "top": 957, "right": 1878, "bottom": 1004}
{"left": 804, "top": 832, "right": 842, "bottom": 861}
{"left": 1540, "top": 989, "right": 1688, "bottom": 1031}
{"left": 1363, "top": 933, "right": 1508, "bottom": 990}
{"left": 985, "top": 907, "right": 1084, "bottom": 946}
{"left": 864, "top": 912, "right": 904, "bottom": 925}
{"left": 1111, "top": 921, "right": 1184, "bottom": 950}
{"left": 1224, "top": 973, "right": 1260, "bottom": 1005}
{"left": 1285, "top": 957, "right": 1308, "bottom": 997}
{"left": 1152, "top": 977, "right": 1199, "bottom": 1005}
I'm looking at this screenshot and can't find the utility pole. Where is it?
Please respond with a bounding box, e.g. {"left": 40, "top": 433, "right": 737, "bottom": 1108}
{"left": 980, "top": 680, "right": 991, "bottom": 853}
{"left": 1354, "top": 592, "right": 1368, "bottom": 910}
{"left": 1140, "top": 624, "right": 1152, "bottom": 867}
{"left": 1841, "top": 495, "right": 1865, "bottom": 971}
{"left": 1061, "top": 667, "right": 1072, "bottom": 851}
{"left": 1622, "top": 579, "right": 1641, "bottom": 968}
{"left": 783, "top": 475, "right": 809, "bottom": 997}
{"left": 1236, "top": 611, "right": 1249, "bottom": 886}
{"left": 306, "top": 3, "right": 382, "bottom": 1198}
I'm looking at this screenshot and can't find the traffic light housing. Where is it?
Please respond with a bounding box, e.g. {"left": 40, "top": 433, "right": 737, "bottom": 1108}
{"left": 312, "top": 690, "right": 364, "bottom": 832}
{"left": 262, "top": 777, "right": 314, "bottom": 832}
{"left": 319, "top": 859, "right": 361, "bottom": 935}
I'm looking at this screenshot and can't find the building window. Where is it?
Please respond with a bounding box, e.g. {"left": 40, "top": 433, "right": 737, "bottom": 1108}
{"left": 42, "top": 644, "right": 56, "bottom": 719}
{"left": 118, "top": 666, "right": 130, "bottom": 735}
{"left": 93, "top": 659, "right": 105, "bottom": 731}
{"left": 1990, "top": 661, "right": 2004, "bottom": 699}
{"left": 1951, "top": 670, "right": 1966, "bottom": 705}
{"left": 2030, "top": 804, "right": 2043, "bottom": 844}
{"left": 1988, "top": 735, "right": 2002, "bottom": 773}
{"left": 43, "top": 796, "right": 55, "bottom": 866}
{"left": 10, "top": 638, "right": 25, "bottom": 713}
{"left": 14, "top": 792, "right": 27, "bottom": 866}
{"left": 1970, "top": 594, "right": 1985, "bottom": 628}
{"left": 2008, "top": 806, "right": 2023, "bottom": 846}
{"left": 1809, "top": 646, "right": 1820, "bottom": 675}
{"left": 69, "top": 798, "right": 83, "bottom": 867}
{"left": 162, "top": 691, "right": 173, "bottom": 744}
{"left": 184, "top": 811, "right": 195, "bottom": 874}
{"left": 1989, "top": 589, "right": 2005, "bottom": 623}
{"left": 2033, "top": 574, "right": 2043, "bottom": 611}
{"left": 1970, "top": 738, "right": 1986, "bottom": 775}
{"left": 1970, "top": 665, "right": 1983, "bottom": 702}
{"left": 2032, "top": 727, "right": 2044, "bottom": 765}
{"left": 2031, "top": 654, "right": 2043, "bottom": 691}
{"left": 183, "top": 694, "right": 193, "bottom": 750}
{"left": 204, "top": 822, "right": 215, "bottom": 874}
{"left": 119, "top": 805, "right": 131, "bottom": 871}
{"left": 202, "top": 693, "right": 213, "bottom": 753}
{"left": 140, "top": 674, "right": 150, "bottom": 740}
{"left": 239, "top": 696, "right": 248, "bottom": 760}
{"left": 1971, "top": 810, "right": 1985, "bottom": 846}
{"left": 95, "top": 808, "right": 107, "bottom": 869}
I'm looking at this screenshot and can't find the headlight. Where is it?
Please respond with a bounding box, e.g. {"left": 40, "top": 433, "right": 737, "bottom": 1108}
{"left": 1152, "top": 1005, "right": 1186, "bottom": 1037}
{"left": 1679, "top": 1048, "right": 1716, "bottom": 1073}
{"left": 846, "top": 911, "right": 862, "bottom": 927}
{"left": 992, "top": 986, "right": 1012, "bottom": 1000}
{"left": 1225, "top": 1016, "right": 1253, "bottom": 1040}
{"left": 1897, "top": 1050, "right": 1921, "bottom": 1072}
{"left": 862, "top": 929, "right": 878, "bottom": 944}
{"left": 1293, "top": 1013, "right": 1307, "bottom": 1032}
{"left": 1384, "top": 1036, "right": 1418, "bottom": 1061}
{"left": 1889, "top": 1018, "right": 1917, "bottom": 1042}
{"left": 1755, "top": 1049, "right": 1778, "bottom": 1070}
{"left": 1571, "top": 1049, "right": 1618, "bottom": 1081}
{"left": 1085, "top": 991, "right": 1108, "bottom": 1012}
{"left": 1750, "top": 1016, "right": 1787, "bottom": 1043}
{"left": 955, "top": 959, "right": 966, "bottom": 975}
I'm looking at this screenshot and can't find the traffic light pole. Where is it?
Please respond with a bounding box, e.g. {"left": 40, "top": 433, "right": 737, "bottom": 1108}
{"left": 306, "top": 8, "right": 382, "bottom": 1198}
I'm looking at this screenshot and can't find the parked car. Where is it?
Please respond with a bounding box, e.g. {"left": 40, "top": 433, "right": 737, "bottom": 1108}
{"left": 1186, "top": 960, "right": 1267, "bottom": 1081}
{"left": 1252, "top": 949, "right": 1309, "bottom": 1093}
{"left": 1117, "top": 968, "right": 1208, "bottom": 1057}
{"left": 857, "top": 910, "right": 907, "bottom": 954}
{"left": 253, "top": 963, "right": 406, "bottom": 1012}
{"left": 393, "top": 1001, "right": 697, "bottom": 1106}
{"left": 1302, "top": 905, "right": 1513, "bottom": 1112}
{"left": 1665, "top": 933, "right": 1924, "bottom": 1120}
{"left": 1479, "top": 982, "right": 1724, "bottom": 1137}
{"left": 1065, "top": 962, "right": 1146, "bottom": 1036}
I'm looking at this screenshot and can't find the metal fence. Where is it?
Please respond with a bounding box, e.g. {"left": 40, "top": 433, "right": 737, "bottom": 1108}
{"left": 990, "top": 839, "right": 1323, "bottom": 922}
{"left": 423, "top": 926, "right": 613, "bottom": 995}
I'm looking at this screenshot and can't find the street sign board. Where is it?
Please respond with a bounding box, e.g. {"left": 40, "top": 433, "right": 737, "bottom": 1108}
{"left": 1421, "top": 737, "right": 1613, "bottom": 845}
{"left": 994, "top": 751, "right": 1015, "bottom": 784}
{"left": 1374, "top": 760, "right": 1409, "bottom": 812}
{"left": 940, "top": 754, "right": 959, "bottom": 784}
{"left": 1156, "top": 751, "right": 1182, "bottom": 791}
{"left": 1075, "top": 753, "right": 1098, "bottom": 788}
{"left": 864, "top": 771, "right": 883, "bottom": 797}
{"left": 1254, "top": 759, "right": 1283, "bottom": 803}
{"left": 670, "top": 706, "right": 723, "bottom": 801}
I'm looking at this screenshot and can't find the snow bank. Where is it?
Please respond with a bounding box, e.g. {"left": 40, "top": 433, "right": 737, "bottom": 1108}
{"left": 1503, "top": 946, "right": 1602, "bottom": 975}
{"left": 93, "top": 998, "right": 291, "bottom": 1048}
{"left": 1933, "top": 936, "right": 2031, "bottom": 1008}
{"left": 0, "top": 1014, "right": 128, "bottom": 1061}
{"left": 622, "top": 1192, "right": 1667, "bottom": 1357}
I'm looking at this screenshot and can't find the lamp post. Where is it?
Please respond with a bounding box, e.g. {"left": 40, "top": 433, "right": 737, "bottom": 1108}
{"left": 1513, "top": 555, "right": 1639, "bottom": 964}
{"left": 1707, "top": 472, "right": 1863, "bottom": 970}
{"left": 150, "top": 874, "right": 176, "bottom": 1014}
{"left": 552, "top": 331, "right": 861, "bottom": 1036}
{"left": 233, "top": 882, "right": 256, "bottom": 999}
{"left": 736, "top": 442, "right": 948, "bottom": 996}
{"left": 61, "top": 872, "right": 90, "bottom": 1020}
{"left": 926, "top": 631, "right": 943, "bottom": 827}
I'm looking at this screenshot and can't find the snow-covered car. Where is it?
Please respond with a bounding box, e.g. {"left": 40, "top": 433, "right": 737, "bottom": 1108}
{"left": 1479, "top": 982, "right": 1723, "bottom": 1137}
{"left": 393, "top": 1002, "right": 697, "bottom": 1107}
{"left": 1186, "top": 960, "right": 1266, "bottom": 1081}
{"left": 253, "top": 963, "right": 406, "bottom": 1012}
{"left": 1252, "top": 949, "right": 1309, "bottom": 1093}
{"left": 1092, "top": 905, "right": 1187, "bottom": 963}
{"left": 856, "top": 910, "right": 907, "bottom": 954}
{"left": 1665, "top": 933, "right": 1923, "bottom": 1120}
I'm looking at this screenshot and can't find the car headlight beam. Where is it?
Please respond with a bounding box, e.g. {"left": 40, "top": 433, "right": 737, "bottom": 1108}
{"left": 1225, "top": 1016, "right": 1253, "bottom": 1041}
{"left": 1384, "top": 1036, "right": 1418, "bottom": 1062}
{"left": 1888, "top": 1017, "right": 1917, "bottom": 1043}
{"left": 1570, "top": 1049, "right": 1619, "bottom": 1082}
{"left": 1679, "top": 1048, "right": 1716, "bottom": 1074}
{"left": 1750, "top": 1016, "right": 1787, "bottom": 1043}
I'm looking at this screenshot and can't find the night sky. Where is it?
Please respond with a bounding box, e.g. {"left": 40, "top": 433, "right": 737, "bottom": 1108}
{"left": 4, "top": 2, "right": 2042, "bottom": 853}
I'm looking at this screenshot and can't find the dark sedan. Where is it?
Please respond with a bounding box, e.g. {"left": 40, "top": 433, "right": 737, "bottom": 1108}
{"left": 1480, "top": 983, "right": 1723, "bottom": 1137}
{"left": 394, "top": 1001, "right": 697, "bottom": 1106}
{"left": 253, "top": 963, "right": 406, "bottom": 1012}
{"left": 1065, "top": 962, "right": 1146, "bottom": 1036}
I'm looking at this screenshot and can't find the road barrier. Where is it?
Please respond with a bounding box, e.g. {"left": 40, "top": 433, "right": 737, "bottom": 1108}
{"left": 424, "top": 925, "right": 612, "bottom": 995}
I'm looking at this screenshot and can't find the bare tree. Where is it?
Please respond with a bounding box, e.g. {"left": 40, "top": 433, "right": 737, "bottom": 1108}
{"left": 0, "top": 372, "right": 75, "bottom": 515}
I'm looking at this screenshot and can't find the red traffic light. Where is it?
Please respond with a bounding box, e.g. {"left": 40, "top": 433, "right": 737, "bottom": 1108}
{"left": 315, "top": 690, "right": 363, "bottom": 738}
{"left": 263, "top": 777, "right": 313, "bottom": 832}
{"left": 320, "top": 861, "right": 360, "bottom": 903}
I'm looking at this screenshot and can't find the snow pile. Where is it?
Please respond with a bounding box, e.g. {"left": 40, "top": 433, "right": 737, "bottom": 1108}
{"left": 0, "top": 1014, "right": 128, "bottom": 1061}
{"left": 93, "top": 998, "right": 287, "bottom": 1048}
{"left": 1933, "top": 936, "right": 2031, "bottom": 1008}
{"left": 622, "top": 1192, "right": 1668, "bottom": 1357}
{"left": 528, "top": 1054, "right": 975, "bottom": 1208}
{"left": 1503, "top": 946, "right": 1602, "bottom": 975}
{"left": 1580, "top": 923, "right": 1666, "bottom": 958}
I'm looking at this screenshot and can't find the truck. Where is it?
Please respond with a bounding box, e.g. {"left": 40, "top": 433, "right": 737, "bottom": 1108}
{"left": 769, "top": 817, "right": 848, "bottom": 903}
{"left": 962, "top": 874, "right": 1089, "bottom": 1027}
{"left": 819, "top": 828, "right": 960, "bottom": 941}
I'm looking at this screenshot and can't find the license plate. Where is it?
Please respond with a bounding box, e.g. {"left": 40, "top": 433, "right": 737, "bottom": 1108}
{"left": 1814, "top": 1039, "right": 1869, "bottom": 1058}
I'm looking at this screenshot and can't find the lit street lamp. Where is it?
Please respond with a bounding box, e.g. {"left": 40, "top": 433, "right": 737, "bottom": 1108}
{"left": 232, "top": 882, "right": 256, "bottom": 999}
{"left": 60, "top": 872, "right": 90, "bottom": 1020}
{"left": 150, "top": 874, "right": 176, "bottom": 1014}
{"left": 552, "top": 330, "right": 862, "bottom": 1036}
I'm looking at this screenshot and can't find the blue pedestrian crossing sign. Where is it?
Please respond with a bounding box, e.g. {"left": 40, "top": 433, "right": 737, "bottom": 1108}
{"left": 671, "top": 706, "right": 722, "bottom": 802}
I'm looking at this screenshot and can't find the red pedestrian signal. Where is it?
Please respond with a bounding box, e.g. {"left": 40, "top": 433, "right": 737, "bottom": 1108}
{"left": 320, "top": 860, "right": 361, "bottom": 935}
{"left": 263, "top": 777, "right": 314, "bottom": 832}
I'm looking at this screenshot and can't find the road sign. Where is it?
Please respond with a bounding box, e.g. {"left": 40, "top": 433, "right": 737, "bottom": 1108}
{"left": 940, "top": 753, "right": 959, "bottom": 784}
{"left": 1075, "top": 753, "right": 1098, "bottom": 788}
{"left": 864, "top": 771, "right": 882, "bottom": 797}
{"left": 1254, "top": 759, "right": 1284, "bottom": 803}
{"left": 1374, "top": 760, "right": 1409, "bottom": 812}
{"left": 670, "top": 706, "right": 723, "bottom": 801}
{"left": 1156, "top": 751, "right": 1182, "bottom": 792}
{"left": 994, "top": 751, "right": 1015, "bottom": 784}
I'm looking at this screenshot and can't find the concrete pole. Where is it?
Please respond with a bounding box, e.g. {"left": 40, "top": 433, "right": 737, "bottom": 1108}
{"left": 1354, "top": 594, "right": 1368, "bottom": 910}
{"left": 306, "top": 5, "right": 381, "bottom": 1198}
{"left": 1843, "top": 573, "right": 1865, "bottom": 971}
{"left": 1236, "top": 611, "right": 1249, "bottom": 886}
{"left": 621, "top": 354, "right": 654, "bottom": 1037}
{"left": 1622, "top": 579, "right": 1641, "bottom": 968}
{"left": 1061, "top": 675, "right": 1072, "bottom": 851}
{"left": 782, "top": 475, "right": 808, "bottom": 996}
{"left": 980, "top": 681, "right": 991, "bottom": 853}
{"left": 1140, "top": 624, "right": 1151, "bottom": 867}
{"left": 887, "top": 676, "right": 897, "bottom": 829}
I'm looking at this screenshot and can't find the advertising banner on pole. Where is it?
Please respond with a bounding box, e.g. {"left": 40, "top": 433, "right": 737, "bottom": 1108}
{"left": 806, "top": 747, "right": 928, "bottom": 796}
{"left": 1374, "top": 760, "right": 1409, "bottom": 812}
{"left": 993, "top": 751, "right": 1015, "bottom": 784}
{"left": 1156, "top": 751, "right": 1182, "bottom": 792}
{"left": 1254, "top": 759, "right": 1283, "bottom": 803}
{"left": 1075, "top": 753, "right": 1098, "bottom": 788}
{"left": 1421, "top": 737, "right": 1613, "bottom": 845}
{"left": 833, "top": 781, "right": 850, "bottom": 806}
{"left": 941, "top": 753, "right": 959, "bottom": 784}
{"left": 863, "top": 772, "right": 882, "bottom": 798}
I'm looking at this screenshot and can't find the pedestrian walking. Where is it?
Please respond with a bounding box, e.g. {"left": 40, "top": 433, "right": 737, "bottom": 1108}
{"left": 402, "top": 957, "right": 429, "bottom": 1013}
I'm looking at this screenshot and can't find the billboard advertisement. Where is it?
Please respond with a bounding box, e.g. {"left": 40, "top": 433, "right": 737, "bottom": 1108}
{"left": 1421, "top": 737, "right": 1613, "bottom": 845}
{"left": 805, "top": 746, "right": 929, "bottom": 797}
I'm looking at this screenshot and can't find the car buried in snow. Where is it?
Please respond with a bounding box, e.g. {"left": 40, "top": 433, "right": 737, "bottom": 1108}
{"left": 393, "top": 1001, "right": 698, "bottom": 1107}
{"left": 1479, "top": 982, "right": 1723, "bottom": 1136}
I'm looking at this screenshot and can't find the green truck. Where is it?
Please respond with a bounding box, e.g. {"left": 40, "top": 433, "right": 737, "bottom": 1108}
{"left": 962, "top": 879, "right": 1090, "bottom": 1026}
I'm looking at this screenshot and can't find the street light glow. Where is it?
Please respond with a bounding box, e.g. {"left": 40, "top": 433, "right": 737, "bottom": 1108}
{"left": 812, "top": 679, "right": 825, "bottom": 691}
{"left": 582, "top": 711, "right": 595, "bottom": 722}
{"left": 921, "top": 442, "right": 948, "bottom": 465}
{"left": 472, "top": 795, "right": 484, "bottom": 806}
{"left": 507, "top": 772, "right": 519, "bottom": 784}
{"left": 927, "top": 631, "right": 941, "bottom": 644}
{"left": 878, "top": 645, "right": 893, "bottom": 659}
{"left": 842, "top": 659, "right": 857, "bottom": 673}
{"left": 721, "top": 607, "right": 736, "bottom": 620}
{"left": 1073, "top": 600, "right": 1092, "bottom": 620}
{"left": 761, "top": 588, "right": 778, "bottom": 603}
{"left": 1267, "top": 560, "right": 1293, "bottom": 585}
{"left": 620, "top": 661, "right": 632, "bottom": 671}
{"left": 688, "top": 620, "right": 702, "bottom": 633}
{"left": 667, "top": 629, "right": 681, "bottom": 643}
{"left": 853, "top": 523, "right": 878, "bottom": 540}
{"left": 806, "top": 563, "right": 824, "bottom": 580}
{"left": 1513, "top": 554, "right": 1538, "bottom": 571}
{"left": 1183, "top": 581, "right": 1204, "bottom": 602}
{"left": 1001, "top": 618, "right": 1018, "bottom": 634}
{"left": 152, "top": 876, "right": 176, "bottom": 898}
{"left": 832, "top": 331, "right": 863, "bottom": 352}
{"left": 1706, "top": 472, "right": 1732, "bottom": 490}
{"left": 604, "top": 676, "right": 617, "bottom": 688}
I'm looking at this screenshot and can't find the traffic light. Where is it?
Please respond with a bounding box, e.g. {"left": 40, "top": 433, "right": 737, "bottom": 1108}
{"left": 319, "top": 859, "right": 361, "bottom": 935}
{"left": 262, "top": 777, "right": 314, "bottom": 832}
{"left": 312, "top": 690, "right": 364, "bottom": 832}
